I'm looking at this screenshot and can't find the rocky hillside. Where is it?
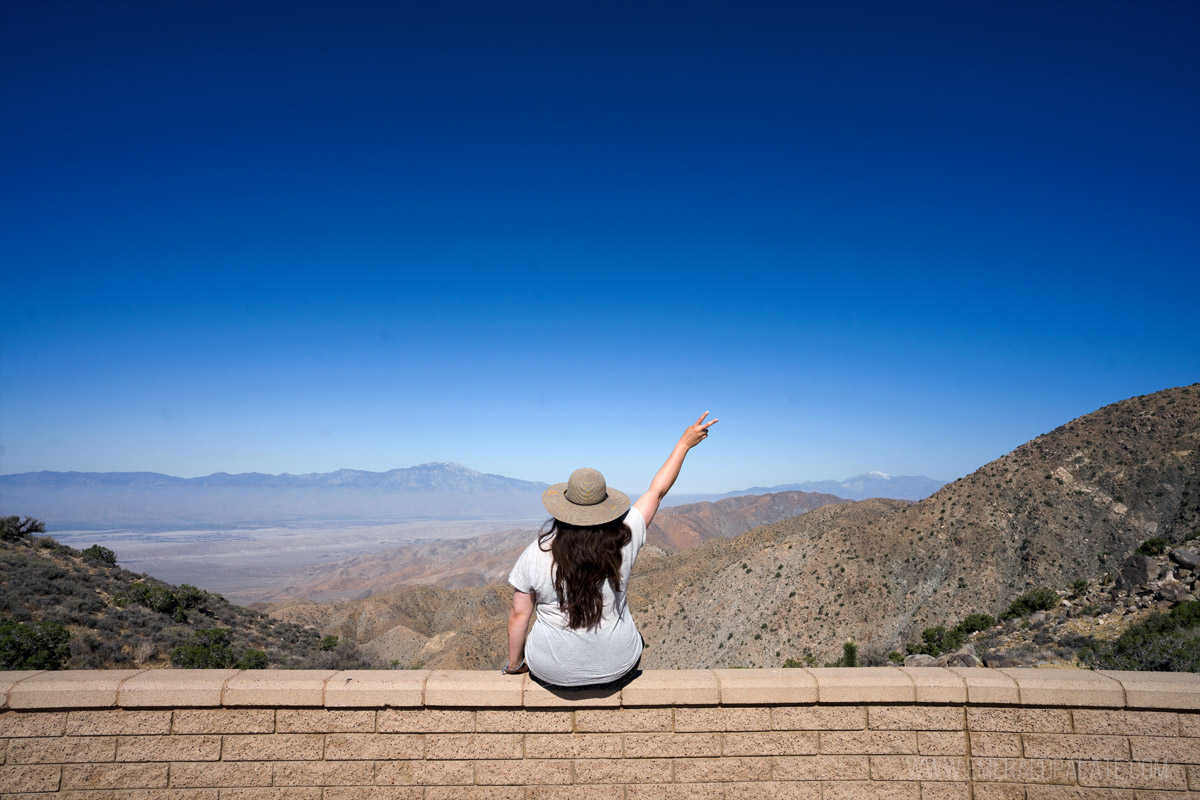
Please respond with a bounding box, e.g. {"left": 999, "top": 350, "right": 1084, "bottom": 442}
{"left": 634, "top": 384, "right": 1199, "bottom": 667}
{"left": 267, "top": 384, "right": 1198, "bottom": 671}
{"left": 252, "top": 490, "right": 844, "bottom": 604}
{"left": 0, "top": 523, "right": 371, "bottom": 670}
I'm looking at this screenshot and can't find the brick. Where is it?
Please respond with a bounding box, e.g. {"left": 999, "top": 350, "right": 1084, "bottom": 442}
{"left": 917, "top": 731, "right": 967, "bottom": 756}
{"left": 524, "top": 678, "right": 622, "bottom": 708}
{"left": 220, "top": 790, "right": 321, "bottom": 800}
{"left": 1024, "top": 733, "right": 1130, "bottom": 761}
{"left": 622, "top": 670, "right": 720, "bottom": 705}
{"left": 999, "top": 669, "right": 1125, "bottom": 708}
{"left": 808, "top": 667, "right": 915, "bottom": 703}
{"left": 869, "top": 706, "right": 964, "bottom": 731}
{"left": 474, "top": 758, "right": 573, "bottom": 785}
{"left": 900, "top": 668, "right": 968, "bottom": 704}
{"left": 723, "top": 782, "right": 820, "bottom": 800}
{"left": 871, "top": 755, "right": 967, "bottom": 782}
{"left": 222, "top": 670, "right": 336, "bottom": 707}
{"left": 324, "top": 670, "right": 427, "bottom": 709}
{"left": 276, "top": 709, "right": 375, "bottom": 733}
{"left": 428, "top": 789, "right": 524, "bottom": 800}
{"left": 170, "top": 761, "right": 272, "bottom": 788}
{"left": 626, "top": 785, "right": 725, "bottom": 800}
{"left": 1074, "top": 711, "right": 1178, "bottom": 737}
{"left": 221, "top": 733, "right": 323, "bottom": 761}
{"left": 575, "top": 708, "right": 672, "bottom": 732}
{"left": 1097, "top": 670, "right": 1200, "bottom": 711}
{"left": 772, "top": 755, "right": 869, "bottom": 781}
{"left": 526, "top": 733, "right": 623, "bottom": 759}
{"left": 52, "top": 791, "right": 217, "bottom": 800}
{"left": 676, "top": 706, "right": 770, "bottom": 732}
{"left": 723, "top": 731, "right": 818, "bottom": 756}
{"left": 172, "top": 709, "right": 274, "bottom": 734}
{"left": 675, "top": 756, "right": 771, "bottom": 782}
{"left": 970, "top": 757, "right": 1076, "bottom": 785}
{"left": 968, "top": 708, "right": 1071, "bottom": 733}
{"left": 821, "top": 730, "right": 917, "bottom": 754}
{"left": 424, "top": 733, "right": 521, "bottom": 759}
{"left": 0, "top": 765, "right": 60, "bottom": 793}
{"left": 117, "top": 668, "right": 238, "bottom": 708}
{"left": 8, "top": 736, "right": 115, "bottom": 763}
{"left": 623, "top": 732, "right": 720, "bottom": 758}
{"left": 713, "top": 668, "right": 817, "bottom": 705}
{"left": 1182, "top": 715, "right": 1200, "bottom": 737}
{"left": 972, "top": 785, "right": 1027, "bottom": 800}
{"left": 322, "top": 789, "right": 422, "bottom": 800}
{"left": 772, "top": 706, "right": 866, "bottom": 731}
{"left": 60, "top": 763, "right": 168, "bottom": 789}
{"left": 423, "top": 670, "right": 523, "bottom": 707}
{"left": 324, "top": 733, "right": 423, "bottom": 760}
{"left": 574, "top": 757, "right": 673, "bottom": 783}
{"left": 115, "top": 734, "right": 220, "bottom": 761}
{"left": 376, "top": 709, "right": 474, "bottom": 733}
{"left": 67, "top": 710, "right": 172, "bottom": 736}
{"left": 476, "top": 709, "right": 572, "bottom": 732}
{"left": 0, "top": 711, "right": 66, "bottom": 737}
{"left": 1191, "top": 764, "right": 1198, "bottom": 790}
{"left": 375, "top": 760, "right": 473, "bottom": 785}
{"left": 970, "top": 732, "right": 1022, "bottom": 758}
{"left": 950, "top": 668, "right": 1020, "bottom": 705}
{"left": 920, "top": 782, "right": 971, "bottom": 800}
{"left": 1130, "top": 736, "right": 1200, "bottom": 763}
{"left": 822, "top": 780, "right": 919, "bottom": 800}
{"left": 273, "top": 761, "right": 374, "bottom": 786}
{"left": 0, "top": 672, "right": 42, "bottom": 710}
{"left": 1025, "top": 789, "right": 1132, "bottom": 800}
{"left": 7, "top": 670, "right": 144, "bottom": 710}
{"left": 527, "top": 789, "right": 623, "bottom": 800}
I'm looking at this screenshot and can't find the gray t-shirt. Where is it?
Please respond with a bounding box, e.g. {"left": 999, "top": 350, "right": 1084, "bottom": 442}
{"left": 508, "top": 507, "right": 646, "bottom": 686}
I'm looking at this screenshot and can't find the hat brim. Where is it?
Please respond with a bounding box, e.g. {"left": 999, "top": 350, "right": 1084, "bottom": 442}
{"left": 542, "top": 483, "right": 631, "bottom": 526}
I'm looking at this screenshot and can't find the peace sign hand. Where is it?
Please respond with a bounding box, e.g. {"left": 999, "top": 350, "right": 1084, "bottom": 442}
{"left": 680, "top": 411, "right": 719, "bottom": 450}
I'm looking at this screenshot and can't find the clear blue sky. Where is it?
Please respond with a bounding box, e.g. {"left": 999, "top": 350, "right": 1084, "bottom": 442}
{"left": 1, "top": 1, "right": 1197, "bottom": 495}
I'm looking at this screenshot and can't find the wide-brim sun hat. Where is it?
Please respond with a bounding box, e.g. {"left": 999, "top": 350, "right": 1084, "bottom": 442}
{"left": 542, "top": 467, "right": 631, "bottom": 526}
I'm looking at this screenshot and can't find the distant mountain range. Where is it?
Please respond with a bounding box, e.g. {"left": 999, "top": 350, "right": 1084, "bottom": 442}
{"left": 0, "top": 463, "right": 549, "bottom": 528}
{"left": 1, "top": 462, "right": 941, "bottom": 530}
{"left": 667, "top": 471, "right": 945, "bottom": 505}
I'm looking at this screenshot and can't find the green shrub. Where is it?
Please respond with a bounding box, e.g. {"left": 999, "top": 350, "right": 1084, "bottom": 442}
{"left": 956, "top": 613, "right": 996, "bottom": 635}
{"left": 1137, "top": 537, "right": 1169, "bottom": 556}
{"left": 80, "top": 545, "right": 117, "bottom": 566}
{"left": 319, "top": 635, "right": 339, "bottom": 652}
{"left": 0, "top": 616, "right": 70, "bottom": 669}
{"left": 171, "top": 628, "right": 234, "bottom": 668}
{"left": 1071, "top": 579, "right": 1089, "bottom": 595}
{"left": 835, "top": 641, "right": 858, "bottom": 667}
{"left": 0, "top": 516, "right": 44, "bottom": 542}
{"left": 1082, "top": 601, "right": 1200, "bottom": 672}
{"left": 782, "top": 657, "right": 804, "bottom": 668}
{"left": 887, "top": 651, "right": 904, "bottom": 663}
{"left": 237, "top": 649, "right": 269, "bottom": 669}
{"left": 1001, "top": 588, "right": 1059, "bottom": 620}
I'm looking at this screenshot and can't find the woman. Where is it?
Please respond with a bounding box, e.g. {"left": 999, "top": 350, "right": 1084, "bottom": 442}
{"left": 503, "top": 412, "right": 718, "bottom": 687}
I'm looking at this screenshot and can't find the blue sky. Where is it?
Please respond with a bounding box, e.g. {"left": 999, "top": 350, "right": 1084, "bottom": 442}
{"left": 1, "top": 0, "right": 1197, "bottom": 495}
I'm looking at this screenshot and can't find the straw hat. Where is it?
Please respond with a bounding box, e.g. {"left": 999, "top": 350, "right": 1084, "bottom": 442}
{"left": 542, "top": 467, "right": 630, "bottom": 526}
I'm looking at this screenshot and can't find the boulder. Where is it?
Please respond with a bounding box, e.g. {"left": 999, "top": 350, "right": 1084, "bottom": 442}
{"left": 1030, "top": 611, "right": 1046, "bottom": 624}
{"left": 1115, "top": 554, "right": 1157, "bottom": 592}
{"left": 931, "top": 644, "right": 980, "bottom": 668}
{"left": 1169, "top": 548, "right": 1200, "bottom": 570}
{"left": 982, "top": 653, "right": 1018, "bottom": 667}
{"left": 1156, "top": 577, "right": 1196, "bottom": 604}
{"left": 904, "top": 653, "right": 936, "bottom": 667}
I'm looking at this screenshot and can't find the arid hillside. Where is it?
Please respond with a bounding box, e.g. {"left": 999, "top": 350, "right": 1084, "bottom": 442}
{"left": 635, "top": 384, "right": 1199, "bottom": 667}
{"left": 253, "top": 490, "right": 844, "bottom": 603}
{"left": 268, "top": 385, "right": 1199, "bottom": 670}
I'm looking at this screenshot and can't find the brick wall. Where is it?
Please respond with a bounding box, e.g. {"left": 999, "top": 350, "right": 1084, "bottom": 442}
{"left": 1, "top": 667, "right": 1197, "bottom": 798}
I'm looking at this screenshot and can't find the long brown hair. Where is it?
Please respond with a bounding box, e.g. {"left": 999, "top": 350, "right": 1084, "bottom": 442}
{"left": 538, "top": 514, "right": 632, "bottom": 630}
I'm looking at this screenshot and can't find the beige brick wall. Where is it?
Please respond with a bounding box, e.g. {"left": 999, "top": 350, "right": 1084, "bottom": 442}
{"left": 0, "top": 668, "right": 1197, "bottom": 798}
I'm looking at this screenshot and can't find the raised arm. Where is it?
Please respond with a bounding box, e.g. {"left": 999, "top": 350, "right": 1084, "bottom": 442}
{"left": 633, "top": 411, "right": 718, "bottom": 527}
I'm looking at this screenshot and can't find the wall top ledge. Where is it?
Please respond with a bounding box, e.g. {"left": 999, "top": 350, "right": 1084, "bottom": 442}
{"left": 2, "top": 668, "right": 1197, "bottom": 712}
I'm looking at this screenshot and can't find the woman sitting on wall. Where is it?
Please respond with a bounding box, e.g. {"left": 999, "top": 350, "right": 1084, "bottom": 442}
{"left": 503, "top": 412, "right": 718, "bottom": 688}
